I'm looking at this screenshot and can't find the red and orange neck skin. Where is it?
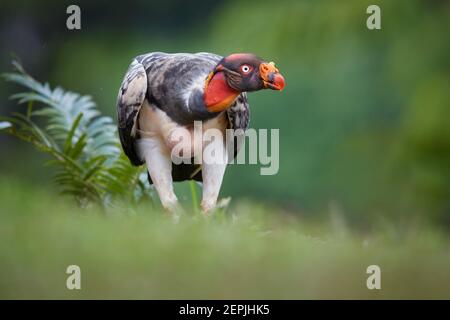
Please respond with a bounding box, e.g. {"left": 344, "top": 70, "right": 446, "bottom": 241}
{"left": 204, "top": 71, "right": 240, "bottom": 113}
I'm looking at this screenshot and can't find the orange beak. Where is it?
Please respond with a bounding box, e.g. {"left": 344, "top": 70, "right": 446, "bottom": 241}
{"left": 259, "top": 62, "right": 285, "bottom": 91}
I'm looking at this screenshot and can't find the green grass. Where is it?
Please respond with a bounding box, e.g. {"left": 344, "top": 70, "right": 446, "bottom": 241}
{"left": 0, "top": 178, "right": 449, "bottom": 299}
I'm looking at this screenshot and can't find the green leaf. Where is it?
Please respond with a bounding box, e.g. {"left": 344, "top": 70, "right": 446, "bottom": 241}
{"left": 64, "top": 113, "right": 83, "bottom": 153}
{"left": 2, "top": 60, "right": 151, "bottom": 207}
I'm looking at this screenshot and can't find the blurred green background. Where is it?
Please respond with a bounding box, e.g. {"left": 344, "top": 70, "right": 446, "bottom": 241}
{"left": 0, "top": 0, "right": 449, "bottom": 226}
{"left": 1, "top": 0, "right": 450, "bottom": 300}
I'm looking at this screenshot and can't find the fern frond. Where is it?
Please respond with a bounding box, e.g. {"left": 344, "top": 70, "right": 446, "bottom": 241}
{"left": 1, "top": 61, "right": 150, "bottom": 207}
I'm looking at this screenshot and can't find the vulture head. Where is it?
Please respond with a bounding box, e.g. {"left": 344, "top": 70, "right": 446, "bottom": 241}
{"left": 204, "top": 53, "right": 285, "bottom": 112}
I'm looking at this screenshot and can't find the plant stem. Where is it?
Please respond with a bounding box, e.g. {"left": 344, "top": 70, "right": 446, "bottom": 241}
{"left": 189, "top": 180, "right": 199, "bottom": 213}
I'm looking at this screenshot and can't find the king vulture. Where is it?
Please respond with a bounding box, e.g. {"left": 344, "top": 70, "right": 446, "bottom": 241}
{"left": 117, "top": 52, "right": 285, "bottom": 213}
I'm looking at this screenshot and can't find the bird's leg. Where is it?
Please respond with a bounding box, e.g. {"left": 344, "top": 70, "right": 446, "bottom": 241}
{"left": 201, "top": 132, "right": 228, "bottom": 214}
{"left": 137, "top": 138, "right": 178, "bottom": 212}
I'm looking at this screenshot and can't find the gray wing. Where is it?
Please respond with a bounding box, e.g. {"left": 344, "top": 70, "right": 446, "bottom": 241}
{"left": 117, "top": 52, "right": 222, "bottom": 166}
{"left": 227, "top": 93, "right": 250, "bottom": 159}
{"left": 117, "top": 52, "right": 224, "bottom": 167}
{"left": 137, "top": 52, "right": 222, "bottom": 125}
{"left": 117, "top": 59, "right": 148, "bottom": 166}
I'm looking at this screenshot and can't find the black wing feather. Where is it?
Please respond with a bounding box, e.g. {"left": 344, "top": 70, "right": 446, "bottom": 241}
{"left": 117, "top": 59, "right": 148, "bottom": 165}
{"left": 227, "top": 93, "right": 250, "bottom": 158}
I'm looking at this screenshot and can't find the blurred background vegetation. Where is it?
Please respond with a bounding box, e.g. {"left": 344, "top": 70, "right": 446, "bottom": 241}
{"left": 1, "top": 0, "right": 450, "bottom": 300}
{"left": 0, "top": 0, "right": 449, "bottom": 227}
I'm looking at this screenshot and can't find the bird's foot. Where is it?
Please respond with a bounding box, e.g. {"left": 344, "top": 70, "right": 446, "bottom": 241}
{"left": 200, "top": 200, "right": 217, "bottom": 215}
{"left": 162, "top": 197, "right": 183, "bottom": 222}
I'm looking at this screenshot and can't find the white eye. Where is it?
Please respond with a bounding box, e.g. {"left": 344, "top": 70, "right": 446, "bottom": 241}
{"left": 241, "top": 65, "right": 251, "bottom": 74}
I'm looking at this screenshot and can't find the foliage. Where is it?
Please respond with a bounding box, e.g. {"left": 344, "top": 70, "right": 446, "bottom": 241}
{"left": 0, "top": 179, "right": 449, "bottom": 299}
{"left": 1, "top": 0, "right": 449, "bottom": 224}
{"left": 0, "top": 61, "right": 150, "bottom": 207}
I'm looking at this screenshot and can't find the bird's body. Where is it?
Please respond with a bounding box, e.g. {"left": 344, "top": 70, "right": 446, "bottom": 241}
{"left": 117, "top": 52, "right": 284, "bottom": 213}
